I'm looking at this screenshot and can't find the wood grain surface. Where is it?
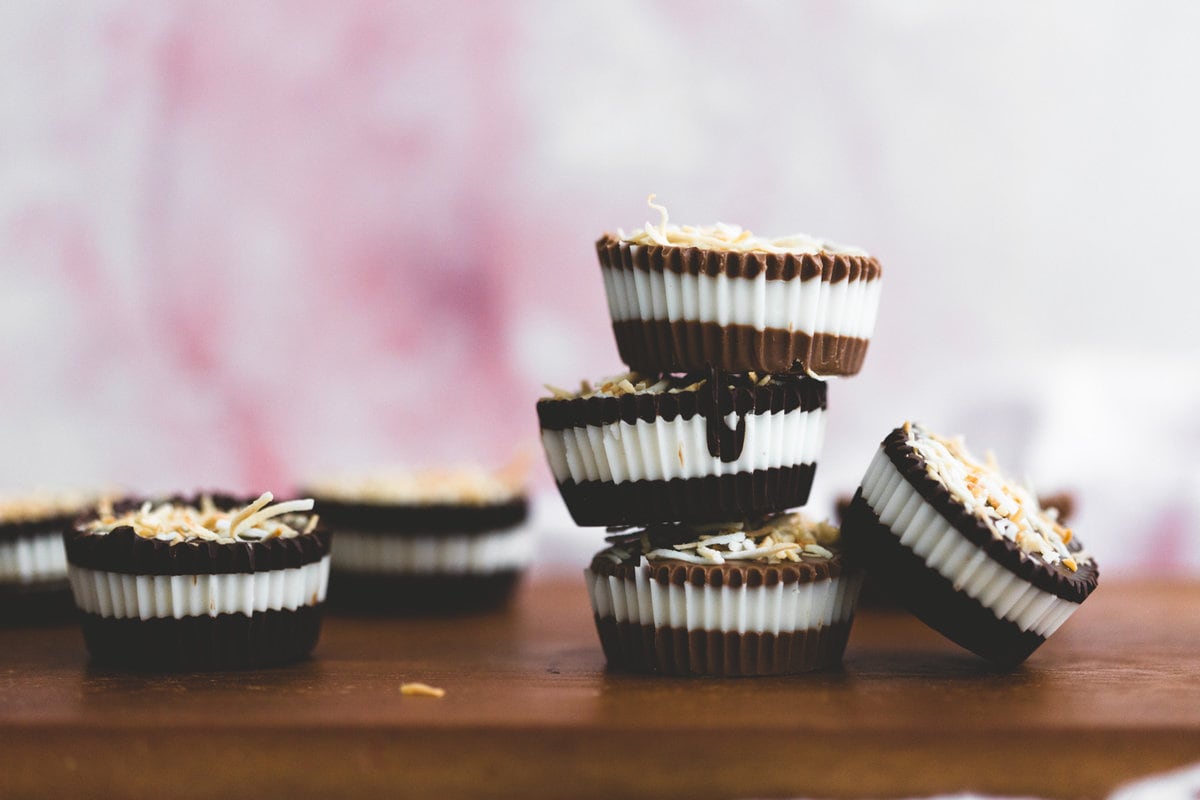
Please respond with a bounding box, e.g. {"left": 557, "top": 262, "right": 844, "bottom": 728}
{"left": 2, "top": 579, "right": 1198, "bottom": 799}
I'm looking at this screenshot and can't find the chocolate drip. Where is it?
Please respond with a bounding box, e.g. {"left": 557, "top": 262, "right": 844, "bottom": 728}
{"left": 536, "top": 371, "right": 825, "bottom": 431}
{"left": 701, "top": 366, "right": 747, "bottom": 462}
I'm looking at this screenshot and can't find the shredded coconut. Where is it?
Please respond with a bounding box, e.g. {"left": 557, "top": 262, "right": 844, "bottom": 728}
{"left": 86, "top": 493, "right": 317, "bottom": 545}
{"left": 620, "top": 513, "right": 841, "bottom": 567}
{"left": 0, "top": 491, "right": 100, "bottom": 525}
{"left": 542, "top": 371, "right": 775, "bottom": 401}
{"left": 306, "top": 462, "right": 525, "bottom": 506}
{"left": 615, "top": 194, "right": 868, "bottom": 257}
{"left": 905, "top": 423, "right": 1088, "bottom": 570}
{"left": 400, "top": 682, "right": 445, "bottom": 698}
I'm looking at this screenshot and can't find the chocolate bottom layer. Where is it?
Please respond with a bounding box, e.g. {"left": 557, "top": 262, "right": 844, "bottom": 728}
{"left": 79, "top": 605, "right": 325, "bottom": 671}
{"left": 594, "top": 617, "right": 853, "bottom": 676}
{"left": 841, "top": 493, "right": 1045, "bottom": 668}
{"left": 0, "top": 580, "right": 75, "bottom": 626}
{"left": 328, "top": 570, "right": 522, "bottom": 616}
{"left": 613, "top": 320, "right": 869, "bottom": 376}
{"left": 558, "top": 465, "right": 816, "bottom": 527}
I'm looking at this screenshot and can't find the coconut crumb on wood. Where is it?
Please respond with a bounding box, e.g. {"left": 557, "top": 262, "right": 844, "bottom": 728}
{"left": 400, "top": 682, "right": 446, "bottom": 698}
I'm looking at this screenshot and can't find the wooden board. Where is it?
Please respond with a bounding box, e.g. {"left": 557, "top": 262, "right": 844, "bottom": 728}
{"left": 2, "top": 579, "right": 1198, "bottom": 799}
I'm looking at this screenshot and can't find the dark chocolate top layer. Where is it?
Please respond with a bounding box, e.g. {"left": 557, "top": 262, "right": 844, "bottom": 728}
{"left": 308, "top": 496, "right": 528, "bottom": 535}
{"left": 539, "top": 370, "right": 824, "bottom": 464}
{"left": 879, "top": 427, "right": 1098, "bottom": 603}
{"left": 538, "top": 370, "right": 824, "bottom": 465}
{"left": 590, "top": 544, "right": 846, "bottom": 588}
{"left": 0, "top": 514, "right": 80, "bottom": 543}
{"left": 596, "top": 234, "right": 882, "bottom": 283}
{"left": 64, "top": 494, "right": 331, "bottom": 576}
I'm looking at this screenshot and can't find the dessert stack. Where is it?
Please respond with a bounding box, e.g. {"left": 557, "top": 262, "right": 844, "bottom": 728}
{"left": 536, "top": 198, "right": 884, "bottom": 676}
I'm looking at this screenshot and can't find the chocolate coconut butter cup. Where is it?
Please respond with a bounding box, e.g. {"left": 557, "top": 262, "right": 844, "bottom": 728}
{"left": 0, "top": 493, "right": 96, "bottom": 623}
{"left": 587, "top": 514, "right": 862, "bottom": 676}
{"left": 841, "top": 423, "right": 1098, "bottom": 668}
{"left": 64, "top": 492, "right": 331, "bottom": 670}
{"left": 596, "top": 200, "right": 882, "bottom": 377}
{"left": 538, "top": 370, "right": 827, "bottom": 527}
{"left": 303, "top": 468, "right": 533, "bottom": 614}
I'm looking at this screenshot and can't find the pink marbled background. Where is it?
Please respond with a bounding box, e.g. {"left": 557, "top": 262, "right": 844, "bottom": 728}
{"left": 3, "top": 2, "right": 1198, "bottom": 573}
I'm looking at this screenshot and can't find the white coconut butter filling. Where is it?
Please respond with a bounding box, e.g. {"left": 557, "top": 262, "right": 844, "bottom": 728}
{"left": 859, "top": 448, "right": 1080, "bottom": 637}
{"left": 601, "top": 262, "right": 881, "bottom": 338}
{"left": 0, "top": 533, "right": 68, "bottom": 584}
{"left": 67, "top": 555, "right": 331, "bottom": 621}
{"left": 541, "top": 407, "right": 825, "bottom": 484}
{"left": 585, "top": 565, "right": 861, "bottom": 634}
{"left": 332, "top": 526, "right": 535, "bottom": 575}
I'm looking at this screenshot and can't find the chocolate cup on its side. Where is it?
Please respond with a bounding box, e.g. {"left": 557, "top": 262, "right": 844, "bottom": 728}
{"left": 842, "top": 492, "right": 1045, "bottom": 669}
{"left": 834, "top": 485, "right": 1080, "bottom": 613}
{"left": 875, "top": 428, "right": 1097, "bottom": 602}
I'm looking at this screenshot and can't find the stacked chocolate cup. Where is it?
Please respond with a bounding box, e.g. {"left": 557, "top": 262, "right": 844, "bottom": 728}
{"left": 537, "top": 200, "right": 884, "bottom": 676}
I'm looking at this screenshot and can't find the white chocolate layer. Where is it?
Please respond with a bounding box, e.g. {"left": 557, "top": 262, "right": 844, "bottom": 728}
{"left": 66, "top": 556, "right": 331, "bottom": 621}
{"left": 859, "top": 448, "right": 1080, "bottom": 637}
{"left": 332, "top": 526, "right": 535, "bottom": 575}
{"left": 585, "top": 564, "right": 861, "bottom": 634}
{"left": 541, "top": 407, "right": 825, "bottom": 484}
{"left": 0, "top": 533, "right": 68, "bottom": 584}
{"left": 601, "top": 259, "right": 882, "bottom": 338}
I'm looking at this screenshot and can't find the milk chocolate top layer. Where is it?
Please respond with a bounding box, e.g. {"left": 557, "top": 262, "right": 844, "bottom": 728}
{"left": 64, "top": 494, "right": 332, "bottom": 576}
{"left": 880, "top": 428, "right": 1098, "bottom": 602}
{"left": 592, "top": 513, "right": 846, "bottom": 588}
{"left": 591, "top": 545, "right": 845, "bottom": 588}
{"left": 597, "top": 234, "right": 882, "bottom": 283}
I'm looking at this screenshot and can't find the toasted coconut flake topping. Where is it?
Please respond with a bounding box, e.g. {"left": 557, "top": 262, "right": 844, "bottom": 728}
{"left": 612, "top": 513, "right": 840, "bottom": 566}
{"left": 400, "top": 682, "right": 445, "bottom": 698}
{"left": 306, "top": 462, "right": 525, "bottom": 507}
{"left": 86, "top": 493, "right": 317, "bottom": 545}
{"left": 542, "top": 370, "right": 776, "bottom": 401}
{"left": 905, "top": 423, "right": 1088, "bottom": 570}
{"left": 615, "top": 194, "right": 868, "bottom": 257}
{"left": 0, "top": 491, "right": 102, "bottom": 525}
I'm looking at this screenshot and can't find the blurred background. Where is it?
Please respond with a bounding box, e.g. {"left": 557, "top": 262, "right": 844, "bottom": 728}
{"left": 2, "top": 1, "right": 1197, "bottom": 574}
